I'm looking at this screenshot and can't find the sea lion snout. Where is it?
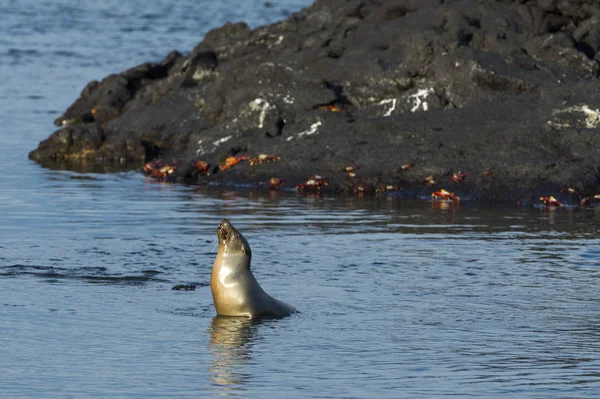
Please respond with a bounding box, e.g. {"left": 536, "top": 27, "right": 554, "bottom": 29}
{"left": 217, "top": 219, "right": 232, "bottom": 241}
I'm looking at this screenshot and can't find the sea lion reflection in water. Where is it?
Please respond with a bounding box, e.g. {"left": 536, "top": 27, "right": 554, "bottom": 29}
{"left": 209, "top": 316, "right": 257, "bottom": 390}
{"left": 211, "top": 219, "right": 297, "bottom": 318}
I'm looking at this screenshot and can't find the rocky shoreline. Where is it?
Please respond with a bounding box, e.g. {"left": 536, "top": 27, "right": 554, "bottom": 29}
{"left": 30, "top": 0, "right": 600, "bottom": 205}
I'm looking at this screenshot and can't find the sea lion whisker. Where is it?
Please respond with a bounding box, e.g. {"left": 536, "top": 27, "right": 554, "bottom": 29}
{"left": 210, "top": 237, "right": 218, "bottom": 253}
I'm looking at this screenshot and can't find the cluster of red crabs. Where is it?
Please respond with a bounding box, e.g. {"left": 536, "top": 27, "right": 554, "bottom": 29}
{"left": 143, "top": 157, "right": 599, "bottom": 207}
{"left": 540, "top": 189, "right": 600, "bottom": 208}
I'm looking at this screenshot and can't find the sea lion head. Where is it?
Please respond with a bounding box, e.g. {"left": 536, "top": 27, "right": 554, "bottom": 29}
{"left": 217, "top": 219, "right": 252, "bottom": 262}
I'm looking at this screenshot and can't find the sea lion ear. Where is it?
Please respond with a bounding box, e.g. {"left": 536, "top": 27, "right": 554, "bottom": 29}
{"left": 243, "top": 246, "right": 252, "bottom": 256}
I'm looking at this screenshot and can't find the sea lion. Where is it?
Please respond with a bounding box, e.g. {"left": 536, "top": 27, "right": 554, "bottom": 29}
{"left": 211, "top": 219, "right": 297, "bottom": 318}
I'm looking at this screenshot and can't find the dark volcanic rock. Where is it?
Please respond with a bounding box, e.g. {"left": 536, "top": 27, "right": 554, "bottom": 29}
{"left": 31, "top": 0, "right": 600, "bottom": 202}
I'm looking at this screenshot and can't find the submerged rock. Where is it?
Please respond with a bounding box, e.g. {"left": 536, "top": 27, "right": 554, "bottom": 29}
{"left": 171, "top": 284, "right": 197, "bottom": 291}
{"left": 30, "top": 0, "right": 600, "bottom": 202}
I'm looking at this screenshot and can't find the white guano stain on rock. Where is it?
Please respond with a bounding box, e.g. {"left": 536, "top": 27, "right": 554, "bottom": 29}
{"left": 213, "top": 135, "right": 232, "bottom": 146}
{"left": 249, "top": 98, "right": 275, "bottom": 129}
{"left": 580, "top": 106, "right": 600, "bottom": 128}
{"left": 548, "top": 105, "right": 600, "bottom": 128}
{"left": 196, "top": 135, "right": 232, "bottom": 155}
{"left": 287, "top": 120, "right": 322, "bottom": 141}
{"left": 379, "top": 98, "right": 397, "bottom": 116}
{"left": 409, "top": 88, "right": 434, "bottom": 112}
{"left": 196, "top": 139, "right": 205, "bottom": 155}
{"left": 192, "top": 69, "right": 213, "bottom": 81}
{"left": 283, "top": 94, "right": 295, "bottom": 104}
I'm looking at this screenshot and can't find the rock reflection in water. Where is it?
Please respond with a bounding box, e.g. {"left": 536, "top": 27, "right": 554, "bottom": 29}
{"left": 208, "top": 316, "right": 262, "bottom": 395}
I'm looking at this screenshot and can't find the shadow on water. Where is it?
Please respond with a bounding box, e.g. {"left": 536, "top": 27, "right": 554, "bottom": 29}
{"left": 183, "top": 186, "right": 600, "bottom": 237}
{"left": 208, "top": 316, "right": 272, "bottom": 396}
{"left": 33, "top": 157, "right": 143, "bottom": 174}
{"left": 0, "top": 264, "right": 168, "bottom": 285}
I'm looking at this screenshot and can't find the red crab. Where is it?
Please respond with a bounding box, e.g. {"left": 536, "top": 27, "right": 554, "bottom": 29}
{"left": 376, "top": 184, "right": 401, "bottom": 192}
{"left": 220, "top": 156, "right": 250, "bottom": 171}
{"left": 340, "top": 166, "right": 359, "bottom": 178}
{"left": 354, "top": 184, "right": 374, "bottom": 194}
{"left": 143, "top": 160, "right": 177, "bottom": 180}
{"left": 451, "top": 171, "right": 468, "bottom": 183}
{"left": 318, "top": 104, "right": 343, "bottom": 112}
{"left": 579, "top": 194, "right": 600, "bottom": 206}
{"left": 432, "top": 189, "right": 460, "bottom": 202}
{"left": 561, "top": 187, "right": 580, "bottom": 196}
{"left": 269, "top": 178, "right": 284, "bottom": 190}
{"left": 394, "top": 163, "right": 415, "bottom": 172}
{"left": 195, "top": 160, "right": 209, "bottom": 173}
{"left": 296, "top": 175, "right": 327, "bottom": 191}
{"left": 143, "top": 160, "right": 163, "bottom": 176}
{"left": 423, "top": 175, "right": 437, "bottom": 186}
{"left": 249, "top": 154, "right": 281, "bottom": 166}
{"left": 539, "top": 196, "right": 562, "bottom": 207}
{"left": 340, "top": 166, "right": 359, "bottom": 173}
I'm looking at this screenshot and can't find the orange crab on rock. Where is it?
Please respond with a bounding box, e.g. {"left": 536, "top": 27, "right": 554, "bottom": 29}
{"left": 268, "top": 178, "right": 284, "bottom": 190}
{"left": 580, "top": 197, "right": 592, "bottom": 206}
{"left": 318, "top": 104, "right": 343, "bottom": 112}
{"left": 143, "top": 160, "right": 163, "bottom": 175}
{"left": 376, "top": 184, "right": 401, "bottom": 192}
{"left": 394, "top": 163, "right": 415, "bottom": 172}
{"left": 451, "top": 171, "right": 468, "bottom": 183}
{"left": 539, "top": 196, "right": 562, "bottom": 207}
{"left": 423, "top": 175, "right": 437, "bottom": 186}
{"left": 432, "top": 189, "right": 460, "bottom": 202}
{"left": 353, "top": 184, "right": 375, "bottom": 194}
{"left": 195, "top": 160, "right": 209, "bottom": 173}
{"left": 340, "top": 166, "right": 359, "bottom": 173}
{"left": 579, "top": 194, "right": 600, "bottom": 206}
{"left": 340, "top": 166, "right": 359, "bottom": 178}
{"left": 143, "top": 160, "right": 178, "bottom": 180}
{"left": 561, "top": 187, "right": 580, "bottom": 196}
{"left": 220, "top": 156, "right": 250, "bottom": 171}
{"left": 296, "top": 175, "right": 328, "bottom": 191}
{"left": 249, "top": 154, "right": 281, "bottom": 166}
{"left": 159, "top": 165, "right": 177, "bottom": 177}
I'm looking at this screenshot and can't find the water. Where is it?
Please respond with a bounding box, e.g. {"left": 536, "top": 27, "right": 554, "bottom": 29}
{"left": 2, "top": 1, "right": 600, "bottom": 398}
